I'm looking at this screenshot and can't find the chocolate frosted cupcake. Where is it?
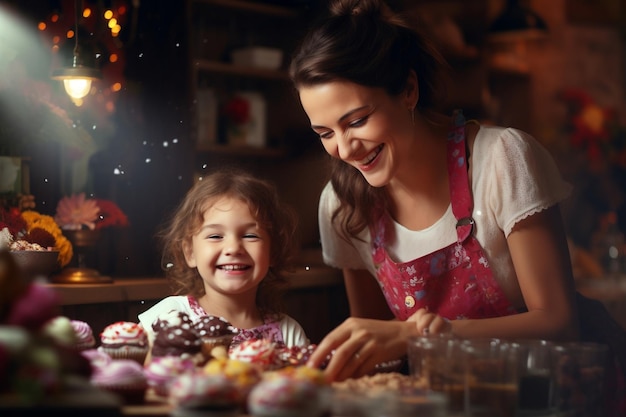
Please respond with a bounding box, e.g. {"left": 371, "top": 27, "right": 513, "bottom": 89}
{"left": 151, "top": 311, "right": 203, "bottom": 365}
{"left": 194, "top": 315, "right": 238, "bottom": 360}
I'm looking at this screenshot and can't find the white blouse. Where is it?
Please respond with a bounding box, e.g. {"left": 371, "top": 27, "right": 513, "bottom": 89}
{"left": 318, "top": 125, "right": 572, "bottom": 309}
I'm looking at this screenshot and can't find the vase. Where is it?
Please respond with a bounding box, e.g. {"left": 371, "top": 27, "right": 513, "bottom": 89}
{"left": 50, "top": 229, "right": 112, "bottom": 284}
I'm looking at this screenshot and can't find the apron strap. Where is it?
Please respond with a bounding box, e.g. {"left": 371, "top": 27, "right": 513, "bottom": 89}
{"left": 447, "top": 110, "right": 474, "bottom": 242}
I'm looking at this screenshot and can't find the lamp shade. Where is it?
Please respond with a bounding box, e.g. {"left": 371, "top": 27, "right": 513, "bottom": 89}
{"left": 52, "top": 65, "right": 101, "bottom": 99}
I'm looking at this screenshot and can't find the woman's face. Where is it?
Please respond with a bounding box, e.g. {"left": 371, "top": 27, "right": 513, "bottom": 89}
{"left": 299, "top": 80, "right": 415, "bottom": 187}
{"left": 183, "top": 196, "right": 271, "bottom": 298}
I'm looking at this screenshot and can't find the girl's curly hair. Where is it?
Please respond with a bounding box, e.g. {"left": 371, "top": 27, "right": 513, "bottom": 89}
{"left": 157, "top": 168, "right": 298, "bottom": 316}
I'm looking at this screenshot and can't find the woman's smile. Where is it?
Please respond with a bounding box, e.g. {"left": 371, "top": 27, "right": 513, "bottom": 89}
{"left": 357, "top": 143, "right": 384, "bottom": 168}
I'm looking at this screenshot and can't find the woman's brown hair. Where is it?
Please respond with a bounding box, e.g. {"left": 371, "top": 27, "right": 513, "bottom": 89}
{"left": 289, "top": 0, "right": 446, "bottom": 240}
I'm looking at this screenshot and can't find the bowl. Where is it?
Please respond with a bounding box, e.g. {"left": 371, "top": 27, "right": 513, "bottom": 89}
{"left": 10, "top": 250, "right": 61, "bottom": 282}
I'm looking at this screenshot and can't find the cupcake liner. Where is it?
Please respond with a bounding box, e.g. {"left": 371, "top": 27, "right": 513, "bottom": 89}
{"left": 201, "top": 335, "right": 235, "bottom": 359}
{"left": 98, "top": 345, "right": 148, "bottom": 365}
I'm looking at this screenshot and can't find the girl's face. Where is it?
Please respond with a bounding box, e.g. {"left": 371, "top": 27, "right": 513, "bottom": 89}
{"left": 183, "top": 196, "right": 271, "bottom": 298}
{"left": 299, "top": 79, "right": 416, "bottom": 188}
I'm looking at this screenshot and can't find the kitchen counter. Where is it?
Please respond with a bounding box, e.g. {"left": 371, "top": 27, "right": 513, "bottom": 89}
{"left": 46, "top": 265, "right": 343, "bottom": 306}
{"left": 46, "top": 264, "right": 348, "bottom": 344}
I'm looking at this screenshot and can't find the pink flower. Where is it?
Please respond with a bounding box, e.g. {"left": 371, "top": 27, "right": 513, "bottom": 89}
{"left": 54, "top": 194, "right": 129, "bottom": 231}
{"left": 54, "top": 193, "right": 100, "bottom": 231}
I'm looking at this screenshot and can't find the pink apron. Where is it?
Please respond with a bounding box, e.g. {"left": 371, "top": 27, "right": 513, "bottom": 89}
{"left": 371, "top": 110, "right": 517, "bottom": 321}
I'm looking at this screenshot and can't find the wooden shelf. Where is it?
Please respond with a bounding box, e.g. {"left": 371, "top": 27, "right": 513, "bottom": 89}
{"left": 193, "top": 59, "right": 289, "bottom": 80}
{"left": 186, "top": 0, "right": 308, "bottom": 156}
{"left": 195, "top": 143, "right": 286, "bottom": 158}
{"left": 191, "top": 0, "right": 300, "bottom": 18}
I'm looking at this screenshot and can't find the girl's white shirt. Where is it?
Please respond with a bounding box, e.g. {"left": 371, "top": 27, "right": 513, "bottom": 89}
{"left": 138, "top": 295, "right": 309, "bottom": 347}
{"left": 319, "top": 125, "right": 572, "bottom": 310}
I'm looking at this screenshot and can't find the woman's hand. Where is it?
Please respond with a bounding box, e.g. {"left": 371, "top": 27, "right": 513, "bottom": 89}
{"left": 306, "top": 317, "right": 416, "bottom": 382}
{"left": 407, "top": 308, "right": 453, "bottom": 336}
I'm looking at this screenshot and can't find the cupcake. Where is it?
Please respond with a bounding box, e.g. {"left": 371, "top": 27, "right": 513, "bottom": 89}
{"left": 268, "top": 365, "right": 328, "bottom": 386}
{"left": 98, "top": 321, "right": 149, "bottom": 364}
{"left": 168, "top": 369, "right": 241, "bottom": 416}
{"left": 204, "top": 357, "right": 262, "bottom": 405}
{"left": 81, "top": 348, "right": 113, "bottom": 370}
{"left": 41, "top": 315, "right": 78, "bottom": 348}
{"left": 228, "top": 338, "right": 279, "bottom": 371}
{"left": 151, "top": 311, "right": 203, "bottom": 365}
{"left": 144, "top": 355, "right": 195, "bottom": 398}
{"left": 151, "top": 309, "right": 194, "bottom": 333}
{"left": 194, "top": 315, "right": 238, "bottom": 360}
{"left": 248, "top": 375, "right": 324, "bottom": 417}
{"left": 90, "top": 358, "right": 148, "bottom": 405}
{"left": 70, "top": 319, "right": 96, "bottom": 351}
{"left": 275, "top": 343, "right": 318, "bottom": 368}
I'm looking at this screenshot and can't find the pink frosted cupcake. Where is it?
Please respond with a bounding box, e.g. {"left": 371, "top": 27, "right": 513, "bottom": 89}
{"left": 70, "top": 319, "right": 96, "bottom": 351}
{"left": 90, "top": 359, "right": 148, "bottom": 404}
{"left": 98, "top": 321, "right": 149, "bottom": 364}
{"left": 144, "top": 355, "right": 195, "bottom": 398}
{"left": 248, "top": 375, "right": 324, "bottom": 417}
{"left": 169, "top": 369, "right": 241, "bottom": 416}
{"left": 228, "top": 339, "right": 279, "bottom": 371}
{"left": 82, "top": 348, "right": 113, "bottom": 371}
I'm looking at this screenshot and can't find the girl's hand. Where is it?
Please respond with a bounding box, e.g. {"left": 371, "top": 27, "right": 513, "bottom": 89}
{"left": 407, "top": 308, "right": 453, "bottom": 336}
{"left": 306, "top": 317, "right": 415, "bottom": 382}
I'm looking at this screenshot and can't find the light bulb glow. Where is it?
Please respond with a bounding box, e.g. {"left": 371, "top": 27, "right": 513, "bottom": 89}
{"left": 63, "top": 78, "right": 92, "bottom": 99}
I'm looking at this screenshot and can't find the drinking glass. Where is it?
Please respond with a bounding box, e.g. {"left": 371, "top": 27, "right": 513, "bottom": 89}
{"left": 515, "top": 339, "right": 556, "bottom": 416}
{"left": 407, "top": 334, "right": 465, "bottom": 413}
{"left": 551, "top": 342, "right": 609, "bottom": 417}
{"left": 461, "top": 338, "right": 521, "bottom": 417}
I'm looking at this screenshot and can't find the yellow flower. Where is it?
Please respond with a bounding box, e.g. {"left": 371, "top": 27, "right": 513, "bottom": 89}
{"left": 21, "top": 211, "right": 73, "bottom": 267}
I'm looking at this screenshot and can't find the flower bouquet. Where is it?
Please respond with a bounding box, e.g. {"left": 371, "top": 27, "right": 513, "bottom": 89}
{"left": 0, "top": 196, "right": 73, "bottom": 282}
{"left": 54, "top": 193, "right": 129, "bottom": 231}
{"left": 51, "top": 193, "right": 128, "bottom": 284}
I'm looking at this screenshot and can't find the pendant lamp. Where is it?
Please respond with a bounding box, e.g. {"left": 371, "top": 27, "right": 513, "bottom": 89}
{"left": 51, "top": 0, "right": 101, "bottom": 99}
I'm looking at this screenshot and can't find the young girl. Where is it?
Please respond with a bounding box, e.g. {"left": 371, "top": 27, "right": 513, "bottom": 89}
{"left": 290, "top": 2, "right": 625, "bottom": 413}
{"left": 138, "top": 169, "right": 309, "bottom": 359}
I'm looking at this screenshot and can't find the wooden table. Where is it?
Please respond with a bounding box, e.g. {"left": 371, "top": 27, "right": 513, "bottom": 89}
{"left": 122, "top": 391, "right": 248, "bottom": 417}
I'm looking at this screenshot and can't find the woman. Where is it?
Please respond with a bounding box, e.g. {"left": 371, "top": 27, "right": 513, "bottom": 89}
{"left": 289, "top": 0, "right": 626, "bottom": 399}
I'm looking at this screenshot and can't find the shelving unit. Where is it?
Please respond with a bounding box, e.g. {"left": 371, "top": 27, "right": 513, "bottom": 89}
{"left": 185, "top": 0, "right": 310, "bottom": 160}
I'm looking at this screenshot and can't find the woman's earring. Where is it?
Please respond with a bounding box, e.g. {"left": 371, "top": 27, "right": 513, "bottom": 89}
{"left": 409, "top": 107, "right": 415, "bottom": 126}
